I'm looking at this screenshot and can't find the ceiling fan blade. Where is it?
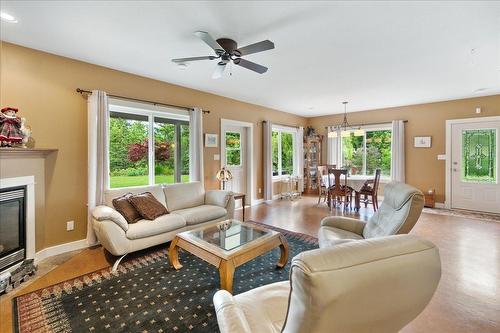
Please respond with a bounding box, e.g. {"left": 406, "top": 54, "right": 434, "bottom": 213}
{"left": 194, "top": 31, "right": 224, "bottom": 52}
{"left": 172, "top": 56, "right": 216, "bottom": 63}
{"left": 236, "top": 40, "right": 274, "bottom": 56}
{"left": 234, "top": 58, "right": 268, "bottom": 74}
{"left": 212, "top": 64, "right": 226, "bottom": 79}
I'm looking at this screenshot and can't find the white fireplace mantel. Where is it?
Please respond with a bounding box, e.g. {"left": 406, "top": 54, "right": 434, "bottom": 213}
{"left": 0, "top": 147, "right": 58, "bottom": 159}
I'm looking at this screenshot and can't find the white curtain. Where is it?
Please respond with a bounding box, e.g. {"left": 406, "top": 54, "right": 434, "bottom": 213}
{"left": 189, "top": 107, "right": 204, "bottom": 185}
{"left": 87, "top": 90, "right": 109, "bottom": 246}
{"left": 296, "top": 127, "right": 304, "bottom": 192}
{"left": 391, "top": 120, "right": 405, "bottom": 182}
{"left": 263, "top": 121, "right": 273, "bottom": 201}
{"left": 326, "top": 126, "right": 342, "bottom": 167}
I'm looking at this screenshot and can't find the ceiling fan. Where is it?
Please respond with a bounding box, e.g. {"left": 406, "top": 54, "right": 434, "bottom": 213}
{"left": 172, "top": 31, "right": 275, "bottom": 79}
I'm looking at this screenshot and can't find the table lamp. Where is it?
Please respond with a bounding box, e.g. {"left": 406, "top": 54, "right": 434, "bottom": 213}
{"left": 216, "top": 166, "right": 233, "bottom": 190}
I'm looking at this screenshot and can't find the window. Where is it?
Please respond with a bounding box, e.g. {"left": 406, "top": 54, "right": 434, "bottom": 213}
{"left": 342, "top": 127, "right": 392, "bottom": 177}
{"left": 462, "top": 129, "right": 496, "bottom": 183}
{"left": 154, "top": 117, "right": 190, "bottom": 184}
{"left": 109, "top": 113, "right": 150, "bottom": 188}
{"left": 272, "top": 126, "right": 297, "bottom": 177}
{"left": 225, "top": 132, "right": 241, "bottom": 166}
{"left": 108, "top": 101, "right": 190, "bottom": 188}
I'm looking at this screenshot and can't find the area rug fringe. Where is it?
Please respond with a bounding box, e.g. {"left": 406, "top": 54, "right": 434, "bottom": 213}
{"left": 423, "top": 207, "right": 500, "bottom": 223}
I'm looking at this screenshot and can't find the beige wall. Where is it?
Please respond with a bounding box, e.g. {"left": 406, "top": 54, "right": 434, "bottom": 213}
{"left": 307, "top": 95, "right": 500, "bottom": 203}
{"left": 0, "top": 42, "right": 306, "bottom": 250}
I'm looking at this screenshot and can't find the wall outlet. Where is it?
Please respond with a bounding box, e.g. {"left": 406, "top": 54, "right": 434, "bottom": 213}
{"left": 437, "top": 154, "right": 446, "bottom": 160}
{"left": 66, "top": 220, "right": 74, "bottom": 231}
{"left": 258, "top": 188, "right": 262, "bottom": 194}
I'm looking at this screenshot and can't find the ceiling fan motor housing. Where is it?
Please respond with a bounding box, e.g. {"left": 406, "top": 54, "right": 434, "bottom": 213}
{"left": 216, "top": 38, "right": 239, "bottom": 55}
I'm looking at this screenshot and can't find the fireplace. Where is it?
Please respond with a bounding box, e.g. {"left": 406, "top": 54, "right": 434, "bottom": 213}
{"left": 0, "top": 186, "right": 26, "bottom": 271}
{"left": 0, "top": 176, "right": 34, "bottom": 273}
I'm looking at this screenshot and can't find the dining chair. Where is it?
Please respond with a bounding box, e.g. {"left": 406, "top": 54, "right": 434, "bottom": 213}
{"left": 356, "top": 169, "right": 381, "bottom": 211}
{"left": 317, "top": 165, "right": 329, "bottom": 204}
{"left": 327, "top": 168, "right": 353, "bottom": 210}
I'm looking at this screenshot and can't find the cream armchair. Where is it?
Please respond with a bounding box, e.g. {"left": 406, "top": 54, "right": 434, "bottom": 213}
{"left": 214, "top": 234, "right": 441, "bottom": 333}
{"left": 319, "top": 182, "right": 424, "bottom": 248}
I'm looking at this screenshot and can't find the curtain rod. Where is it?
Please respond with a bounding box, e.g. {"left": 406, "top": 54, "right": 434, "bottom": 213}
{"left": 324, "top": 120, "right": 408, "bottom": 130}
{"left": 262, "top": 120, "right": 300, "bottom": 129}
{"left": 76, "top": 88, "right": 210, "bottom": 114}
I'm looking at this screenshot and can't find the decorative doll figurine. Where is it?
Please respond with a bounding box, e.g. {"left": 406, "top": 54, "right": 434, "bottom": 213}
{"left": 20, "top": 117, "right": 32, "bottom": 148}
{"left": 0, "top": 107, "right": 23, "bottom": 147}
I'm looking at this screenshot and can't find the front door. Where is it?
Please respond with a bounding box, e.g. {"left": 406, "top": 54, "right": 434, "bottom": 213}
{"left": 222, "top": 126, "right": 247, "bottom": 206}
{"left": 451, "top": 119, "right": 500, "bottom": 213}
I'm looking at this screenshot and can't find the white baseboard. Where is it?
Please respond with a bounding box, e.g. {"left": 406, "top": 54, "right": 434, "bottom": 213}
{"left": 34, "top": 239, "right": 88, "bottom": 264}
{"left": 434, "top": 203, "right": 446, "bottom": 209}
{"left": 251, "top": 199, "right": 264, "bottom": 206}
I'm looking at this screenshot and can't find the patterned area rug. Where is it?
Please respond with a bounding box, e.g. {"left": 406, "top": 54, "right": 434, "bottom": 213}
{"left": 423, "top": 207, "right": 500, "bottom": 223}
{"left": 13, "top": 222, "right": 318, "bottom": 333}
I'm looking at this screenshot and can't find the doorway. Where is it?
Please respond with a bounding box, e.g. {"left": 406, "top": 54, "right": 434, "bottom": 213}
{"left": 220, "top": 119, "right": 254, "bottom": 207}
{"left": 446, "top": 117, "right": 500, "bottom": 213}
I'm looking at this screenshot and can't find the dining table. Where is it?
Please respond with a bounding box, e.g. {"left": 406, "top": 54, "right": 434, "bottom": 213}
{"left": 321, "top": 174, "right": 367, "bottom": 210}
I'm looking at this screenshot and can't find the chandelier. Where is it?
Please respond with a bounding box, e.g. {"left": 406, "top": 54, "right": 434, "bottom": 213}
{"left": 328, "top": 101, "right": 363, "bottom": 138}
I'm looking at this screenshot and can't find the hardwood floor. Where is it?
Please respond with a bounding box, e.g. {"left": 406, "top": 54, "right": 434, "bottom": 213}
{"left": 1, "top": 196, "right": 499, "bottom": 332}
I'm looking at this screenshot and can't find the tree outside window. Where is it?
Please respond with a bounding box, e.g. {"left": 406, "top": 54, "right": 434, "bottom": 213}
{"left": 281, "top": 132, "right": 294, "bottom": 175}
{"left": 225, "top": 132, "right": 241, "bottom": 166}
{"left": 109, "top": 110, "right": 190, "bottom": 188}
{"left": 109, "top": 113, "right": 150, "bottom": 188}
{"left": 342, "top": 129, "right": 391, "bottom": 176}
{"left": 272, "top": 128, "right": 296, "bottom": 177}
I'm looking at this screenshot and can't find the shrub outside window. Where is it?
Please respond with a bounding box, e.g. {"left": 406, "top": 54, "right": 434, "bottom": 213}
{"left": 109, "top": 104, "right": 190, "bottom": 188}
{"left": 342, "top": 128, "right": 392, "bottom": 177}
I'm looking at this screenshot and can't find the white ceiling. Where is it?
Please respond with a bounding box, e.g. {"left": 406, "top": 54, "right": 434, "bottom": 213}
{"left": 1, "top": 1, "right": 499, "bottom": 116}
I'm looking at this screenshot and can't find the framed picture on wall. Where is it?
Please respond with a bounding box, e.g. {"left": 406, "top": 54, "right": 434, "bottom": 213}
{"left": 414, "top": 136, "right": 432, "bottom": 148}
{"left": 205, "top": 133, "right": 218, "bottom": 148}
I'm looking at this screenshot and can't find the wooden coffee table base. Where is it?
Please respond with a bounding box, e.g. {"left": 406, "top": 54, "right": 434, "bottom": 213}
{"left": 168, "top": 234, "right": 289, "bottom": 294}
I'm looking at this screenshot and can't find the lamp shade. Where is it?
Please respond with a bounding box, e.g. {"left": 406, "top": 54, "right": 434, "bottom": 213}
{"left": 216, "top": 166, "right": 233, "bottom": 182}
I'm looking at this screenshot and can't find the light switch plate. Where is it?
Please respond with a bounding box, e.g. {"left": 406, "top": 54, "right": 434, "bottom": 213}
{"left": 214, "top": 154, "right": 220, "bottom": 161}
{"left": 437, "top": 154, "right": 446, "bottom": 160}
{"left": 66, "top": 220, "right": 74, "bottom": 231}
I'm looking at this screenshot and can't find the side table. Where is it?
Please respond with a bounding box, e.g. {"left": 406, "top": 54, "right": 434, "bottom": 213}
{"left": 233, "top": 193, "right": 246, "bottom": 221}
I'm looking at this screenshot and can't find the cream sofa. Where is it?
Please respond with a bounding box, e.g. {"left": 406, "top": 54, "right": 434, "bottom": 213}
{"left": 214, "top": 234, "right": 441, "bottom": 333}
{"left": 92, "top": 181, "right": 234, "bottom": 261}
{"left": 318, "top": 182, "right": 424, "bottom": 248}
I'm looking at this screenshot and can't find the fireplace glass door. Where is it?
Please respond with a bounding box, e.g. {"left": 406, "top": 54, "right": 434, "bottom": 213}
{"left": 0, "top": 186, "right": 26, "bottom": 271}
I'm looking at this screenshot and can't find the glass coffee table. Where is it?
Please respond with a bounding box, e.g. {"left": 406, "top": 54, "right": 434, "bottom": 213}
{"left": 168, "top": 219, "right": 289, "bottom": 294}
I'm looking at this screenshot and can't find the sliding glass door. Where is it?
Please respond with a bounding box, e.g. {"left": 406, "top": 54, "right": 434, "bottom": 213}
{"left": 154, "top": 117, "right": 190, "bottom": 184}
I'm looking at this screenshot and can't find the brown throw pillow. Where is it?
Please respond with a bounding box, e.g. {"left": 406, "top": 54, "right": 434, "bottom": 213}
{"left": 112, "top": 193, "right": 142, "bottom": 224}
{"left": 128, "top": 192, "right": 169, "bottom": 220}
